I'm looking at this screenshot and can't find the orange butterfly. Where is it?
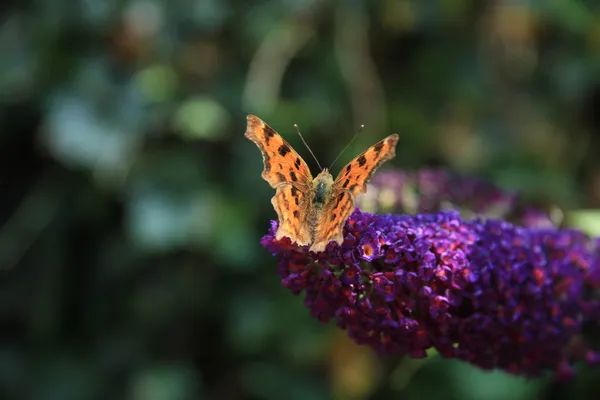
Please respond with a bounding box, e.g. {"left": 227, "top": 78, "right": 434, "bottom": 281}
{"left": 245, "top": 115, "right": 399, "bottom": 252}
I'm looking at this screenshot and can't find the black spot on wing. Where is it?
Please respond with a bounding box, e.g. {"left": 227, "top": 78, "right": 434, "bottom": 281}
{"left": 330, "top": 213, "right": 336, "bottom": 222}
{"left": 357, "top": 155, "right": 367, "bottom": 167}
{"left": 276, "top": 172, "right": 286, "bottom": 182}
{"left": 290, "top": 171, "right": 297, "bottom": 182}
{"left": 289, "top": 186, "right": 301, "bottom": 206}
{"left": 264, "top": 126, "right": 276, "bottom": 138}
{"left": 293, "top": 210, "right": 300, "bottom": 219}
{"left": 374, "top": 141, "right": 384, "bottom": 154}
{"left": 278, "top": 144, "right": 291, "bottom": 157}
{"left": 342, "top": 179, "right": 350, "bottom": 188}
{"left": 277, "top": 189, "right": 289, "bottom": 206}
{"left": 294, "top": 157, "right": 302, "bottom": 170}
{"left": 344, "top": 164, "right": 352, "bottom": 176}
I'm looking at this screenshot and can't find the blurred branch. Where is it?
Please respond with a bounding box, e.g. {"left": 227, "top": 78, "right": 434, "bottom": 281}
{"left": 243, "top": 20, "right": 315, "bottom": 115}
{"left": 366, "top": 356, "right": 426, "bottom": 399}
{"left": 479, "top": 1, "right": 536, "bottom": 143}
{"left": 334, "top": 4, "right": 387, "bottom": 136}
{"left": 479, "top": 1, "right": 588, "bottom": 170}
{"left": 0, "top": 177, "right": 61, "bottom": 270}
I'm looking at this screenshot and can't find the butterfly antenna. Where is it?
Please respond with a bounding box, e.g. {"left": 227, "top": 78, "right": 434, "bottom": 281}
{"left": 294, "top": 123, "right": 323, "bottom": 170}
{"left": 328, "top": 124, "right": 364, "bottom": 170}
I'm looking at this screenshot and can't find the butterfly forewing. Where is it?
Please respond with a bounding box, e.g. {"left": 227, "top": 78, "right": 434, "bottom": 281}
{"left": 245, "top": 115, "right": 313, "bottom": 191}
{"left": 332, "top": 134, "right": 399, "bottom": 197}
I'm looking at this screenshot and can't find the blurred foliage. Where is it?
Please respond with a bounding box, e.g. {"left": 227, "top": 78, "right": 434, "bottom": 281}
{"left": 1, "top": 0, "right": 600, "bottom": 399}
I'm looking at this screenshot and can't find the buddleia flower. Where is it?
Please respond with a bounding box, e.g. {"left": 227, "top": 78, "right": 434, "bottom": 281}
{"left": 261, "top": 169, "right": 600, "bottom": 379}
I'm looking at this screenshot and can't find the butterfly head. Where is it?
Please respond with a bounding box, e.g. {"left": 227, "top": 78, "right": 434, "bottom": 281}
{"left": 313, "top": 169, "right": 334, "bottom": 206}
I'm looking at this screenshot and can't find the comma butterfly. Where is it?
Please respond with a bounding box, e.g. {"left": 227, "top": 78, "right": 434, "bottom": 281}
{"left": 245, "top": 115, "right": 399, "bottom": 252}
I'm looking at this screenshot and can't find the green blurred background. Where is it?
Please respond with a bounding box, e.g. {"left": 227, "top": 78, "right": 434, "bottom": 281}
{"left": 1, "top": 1, "right": 600, "bottom": 399}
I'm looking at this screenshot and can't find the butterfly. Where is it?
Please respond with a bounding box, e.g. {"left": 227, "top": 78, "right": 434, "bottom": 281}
{"left": 245, "top": 115, "right": 399, "bottom": 252}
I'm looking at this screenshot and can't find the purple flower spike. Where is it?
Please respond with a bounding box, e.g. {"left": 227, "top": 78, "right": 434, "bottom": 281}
{"left": 260, "top": 207, "right": 600, "bottom": 379}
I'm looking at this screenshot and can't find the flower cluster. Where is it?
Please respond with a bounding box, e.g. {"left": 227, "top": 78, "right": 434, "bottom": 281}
{"left": 359, "top": 169, "right": 558, "bottom": 228}
{"left": 261, "top": 182, "right": 600, "bottom": 378}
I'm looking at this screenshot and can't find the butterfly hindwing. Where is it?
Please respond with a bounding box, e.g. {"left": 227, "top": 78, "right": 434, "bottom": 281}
{"left": 311, "top": 191, "right": 355, "bottom": 252}
{"left": 272, "top": 183, "right": 311, "bottom": 246}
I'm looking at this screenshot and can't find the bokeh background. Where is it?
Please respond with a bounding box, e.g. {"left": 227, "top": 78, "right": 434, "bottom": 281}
{"left": 2, "top": 1, "right": 600, "bottom": 399}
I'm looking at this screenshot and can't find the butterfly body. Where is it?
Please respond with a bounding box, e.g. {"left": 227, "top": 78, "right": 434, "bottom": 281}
{"left": 312, "top": 170, "right": 334, "bottom": 207}
{"left": 246, "top": 115, "right": 398, "bottom": 253}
